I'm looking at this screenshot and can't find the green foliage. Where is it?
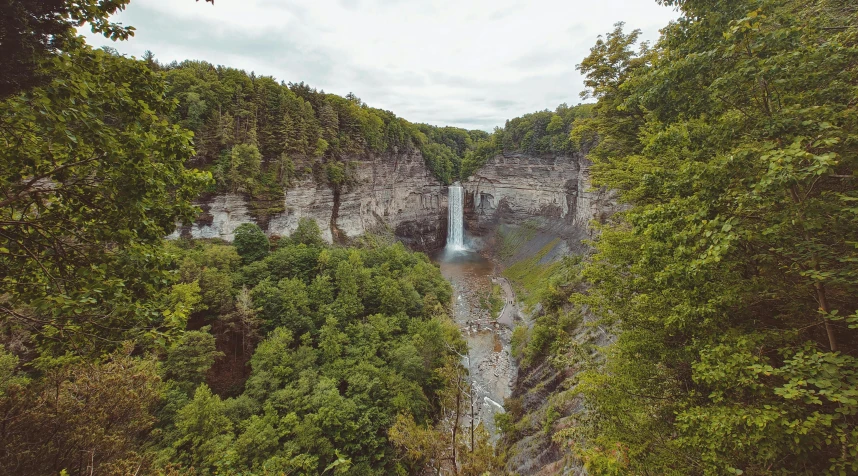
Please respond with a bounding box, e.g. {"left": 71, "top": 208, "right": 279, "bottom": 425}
{"left": 291, "top": 217, "right": 325, "bottom": 246}
{"left": 419, "top": 141, "right": 458, "bottom": 185}
{"left": 250, "top": 277, "right": 313, "bottom": 335}
{"left": 172, "top": 384, "right": 234, "bottom": 473}
{"left": 164, "top": 327, "right": 223, "bottom": 395}
{"left": 0, "top": 0, "right": 134, "bottom": 97}
{"left": 0, "top": 345, "right": 163, "bottom": 475}
{"left": 0, "top": 348, "right": 28, "bottom": 398}
{"left": 561, "top": 3, "right": 858, "bottom": 474}
{"left": 499, "top": 104, "right": 590, "bottom": 155}
{"left": 510, "top": 325, "right": 528, "bottom": 360}
{"left": 489, "top": 284, "right": 504, "bottom": 318}
{"left": 2, "top": 4, "right": 467, "bottom": 475}
{"left": 502, "top": 239, "right": 563, "bottom": 309}
{"left": 158, "top": 237, "right": 463, "bottom": 474}
{"left": 159, "top": 61, "right": 485, "bottom": 186}
{"left": 198, "top": 244, "right": 242, "bottom": 271}
{"left": 233, "top": 223, "right": 270, "bottom": 264}
{"left": 0, "top": 38, "right": 210, "bottom": 353}
{"left": 459, "top": 104, "right": 594, "bottom": 179}
{"left": 198, "top": 267, "right": 234, "bottom": 315}
{"left": 216, "top": 143, "right": 262, "bottom": 194}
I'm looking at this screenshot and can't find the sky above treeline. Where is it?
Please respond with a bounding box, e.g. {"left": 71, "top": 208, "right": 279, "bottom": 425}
{"left": 83, "top": 0, "right": 678, "bottom": 131}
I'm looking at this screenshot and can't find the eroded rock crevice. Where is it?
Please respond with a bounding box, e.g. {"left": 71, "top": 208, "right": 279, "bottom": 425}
{"left": 172, "top": 147, "right": 449, "bottom": 251}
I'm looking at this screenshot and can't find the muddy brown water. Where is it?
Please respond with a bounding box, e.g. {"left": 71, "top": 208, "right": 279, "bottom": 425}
{"left": 430, "top": 248, "right": 515, "bottom": 439}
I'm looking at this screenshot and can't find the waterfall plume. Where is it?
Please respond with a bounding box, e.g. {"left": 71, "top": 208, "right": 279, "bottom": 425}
{"left": 447, "top": 183, "right": 465, "bottom": 250}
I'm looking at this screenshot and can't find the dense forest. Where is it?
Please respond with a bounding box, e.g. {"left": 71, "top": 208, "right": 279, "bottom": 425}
{"left": 155, "top": 58, "right": 596, "bottom": 197}
{"left": 0, "top": 1, "right": 498, "bottom": 474}
{"left": 2, "top": 0, "right": 858, "bottom": 475}
{"left": 502, "top": 0, "right": 858, "bottom": 474}
{"left": 153, "top": 59, "right": 492, "bottom": 194}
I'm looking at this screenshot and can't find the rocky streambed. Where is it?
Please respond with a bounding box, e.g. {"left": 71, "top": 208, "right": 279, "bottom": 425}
{"left": 432, "top": 248, "right": 517, "bottom": 439}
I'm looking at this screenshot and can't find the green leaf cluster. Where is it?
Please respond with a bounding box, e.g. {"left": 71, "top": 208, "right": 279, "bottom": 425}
{"left": 555, "top": 1, "right": 858, "bottom": 474}
{"left": 154, "top": 226, "right": 464, "bottom": 475}
{"left": 0, "top": 38, "right": 210, "bottom": 354}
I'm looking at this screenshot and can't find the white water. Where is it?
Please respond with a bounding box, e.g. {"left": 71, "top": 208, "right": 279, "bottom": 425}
{"left": 447, "top": 183, "right": 465, "bottom": 250}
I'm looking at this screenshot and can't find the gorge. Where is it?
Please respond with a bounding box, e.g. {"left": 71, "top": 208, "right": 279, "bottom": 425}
{"left": 6, "top": 1, "right": 856, "bottom": 473}
{"left": 168, "top": 139, "right": 619, "bottom": 473}
{"left": 170, "top": 150, "right": 616, "bottom": 257}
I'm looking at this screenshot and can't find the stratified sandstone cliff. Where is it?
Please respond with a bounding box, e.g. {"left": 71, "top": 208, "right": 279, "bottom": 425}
{"left": 170, "top": 147, "right": 616, "bottom": 258}
{"left": 459, "top": 152, "right": 616, "bottom": 265}
{"left": 170, "top": 147, "right": 448, "bottom": 251}
{"left": 463, "top": 152, "right": 615, "bottom": 230}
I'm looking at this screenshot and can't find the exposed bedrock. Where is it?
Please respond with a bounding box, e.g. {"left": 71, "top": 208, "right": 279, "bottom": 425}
{"left": 461, "top": 153, "right": 619, "bottom": 476}
{"left": 462, "top": 152, "right": 617, "bottom": 237}
{"left": 170, "top": 150, "right": 617, "bottom": 258}
{"left": 170, "top": 148, "right": 449, "bottom": 252}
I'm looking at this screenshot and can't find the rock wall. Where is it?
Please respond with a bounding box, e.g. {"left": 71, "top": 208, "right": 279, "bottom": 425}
{"left": 461, "top": 152, "right": 619, "bottom": 475}
{"left": 462, "top": 152, "right": 616, "bottom": 236}
{"left": 170, "top": 148, "right": 448, "bottom": 251}
{"left": 169, "top": 148, "right": 615, "bottom": 254}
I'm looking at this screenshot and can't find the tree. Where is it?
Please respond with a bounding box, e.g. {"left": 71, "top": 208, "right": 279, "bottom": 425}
{"left": 0, "top": 41, "right": 210, "bottom": 353}
{"left": 198, "top": 268, "right": 234, "bottom": 315}
{"left": 250, "top": 277, "right": 312, "bottom": 334}
{"left": 164, "top": 327, "right": 223, "bottom": 394}
{"left": 172, "top": 384, "right": 235, "bottom": 472}
{"left": 389, "top": 413, "right": 445, "bottom": 473}
{"left": 291, "top": 217, "right": 325, "bottom": 246}
{"left": 223, "top": 286, "right": 262, "bottom": 356}
{"left": 0, "top": 345, "right": 162, "bottom": 475}
{"left": 220, "top": 143, "right": 262, "bottom": 194}
{"left": 564, "top": 4, "right": 858, "bottom": 474}
{"left": 233, "top": 223, "right": 269, "bottom": 264}
{"left": 0, "top": 0, "right": 134, "bottom": 98}
{"left": 571, "top": 22, "right": 647, "bottom": 166}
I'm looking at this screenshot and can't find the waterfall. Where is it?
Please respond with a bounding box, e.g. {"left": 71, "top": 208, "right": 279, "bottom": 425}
{"left": 447, "top": 183, "right": 465, "bottom": 250}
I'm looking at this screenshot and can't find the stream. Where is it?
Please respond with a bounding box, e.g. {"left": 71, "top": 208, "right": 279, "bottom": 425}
{"left": 431, "top": 247, "right": 516, "bottom": 439}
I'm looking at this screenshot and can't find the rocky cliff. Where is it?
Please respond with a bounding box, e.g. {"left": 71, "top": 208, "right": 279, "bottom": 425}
{"left": 462, "top": 151, "right": 617, "bottom": 251}
{"left": 461, "top": 152, "right": 618, "bottom": 476}
{"left": 170, "top": 148, "right": 615, "bottom": 256}
{"left": 170, "top": 147, "right": 448, "bottom": 251}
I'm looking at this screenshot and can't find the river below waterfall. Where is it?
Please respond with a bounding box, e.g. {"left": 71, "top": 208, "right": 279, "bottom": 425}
{"left": 431, "top": 248, "right": 516, "bottom": 439}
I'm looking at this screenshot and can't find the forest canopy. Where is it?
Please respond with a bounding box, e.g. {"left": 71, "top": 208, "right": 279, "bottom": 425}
{"left": 0, "top": 2, "right": 471, "bottom": 474}
{"left": 501, "top": 2, "right": 858, "bottom": 475}
{"left": 156, "top": 59, "right": 491, "bottom": 189}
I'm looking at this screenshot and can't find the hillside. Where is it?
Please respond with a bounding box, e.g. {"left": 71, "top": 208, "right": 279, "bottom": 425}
{"left": 1, "top": 0, "right": 857, "bottom": 475}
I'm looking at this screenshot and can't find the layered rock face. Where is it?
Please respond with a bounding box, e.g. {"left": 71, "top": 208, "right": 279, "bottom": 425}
{"left": 462, "top": 152, "right": 617, "bottom": 239}
{"left": 170, "top": 148, "right": 448, "bottom": 251}
{"left": 170, "top": 148, "right": 615, "bottom": 255}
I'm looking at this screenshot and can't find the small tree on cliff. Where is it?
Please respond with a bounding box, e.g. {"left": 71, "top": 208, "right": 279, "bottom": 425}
{"left": 234, "top": 223, "right": 269, "bottom": 264}
{"left": 291, "top": 218, "right": 324, "bottom": 247}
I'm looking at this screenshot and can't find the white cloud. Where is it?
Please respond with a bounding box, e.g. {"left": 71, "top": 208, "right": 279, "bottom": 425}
{"left": 83, "top": 0, "right": 678, "bottom": 130}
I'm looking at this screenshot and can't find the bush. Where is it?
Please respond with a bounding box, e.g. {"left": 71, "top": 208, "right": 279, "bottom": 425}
{"left": 291, "top": 217, "right": 324, "bottom": 246}
{"left": 233, "top": 223, "right": 269, "bottom": 264}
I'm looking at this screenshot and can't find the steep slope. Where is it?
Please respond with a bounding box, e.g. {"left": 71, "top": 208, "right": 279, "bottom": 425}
{"left": 463, "top": 151, "right": 615, "bottom": 236}
{"left": 170, "top": 147, "right": 448, "bottom": 251}
{"left": 459, "top": 151, "right": 618, "bottom": 475}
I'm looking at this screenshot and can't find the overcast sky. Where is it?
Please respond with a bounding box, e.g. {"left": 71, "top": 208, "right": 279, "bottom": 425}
{"left": 83, "top": 0, "right": 678, "bottom": 131}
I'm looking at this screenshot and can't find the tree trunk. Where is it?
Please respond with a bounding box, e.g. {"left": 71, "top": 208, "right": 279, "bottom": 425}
{"left": 789, "top": 185, "right": 838, "bottom": 352}
{"left": 815, "top": 281, "right": 838, "bottom": 352}
{"left": 452, "top": 388, "right": 460, "bottom": 475}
